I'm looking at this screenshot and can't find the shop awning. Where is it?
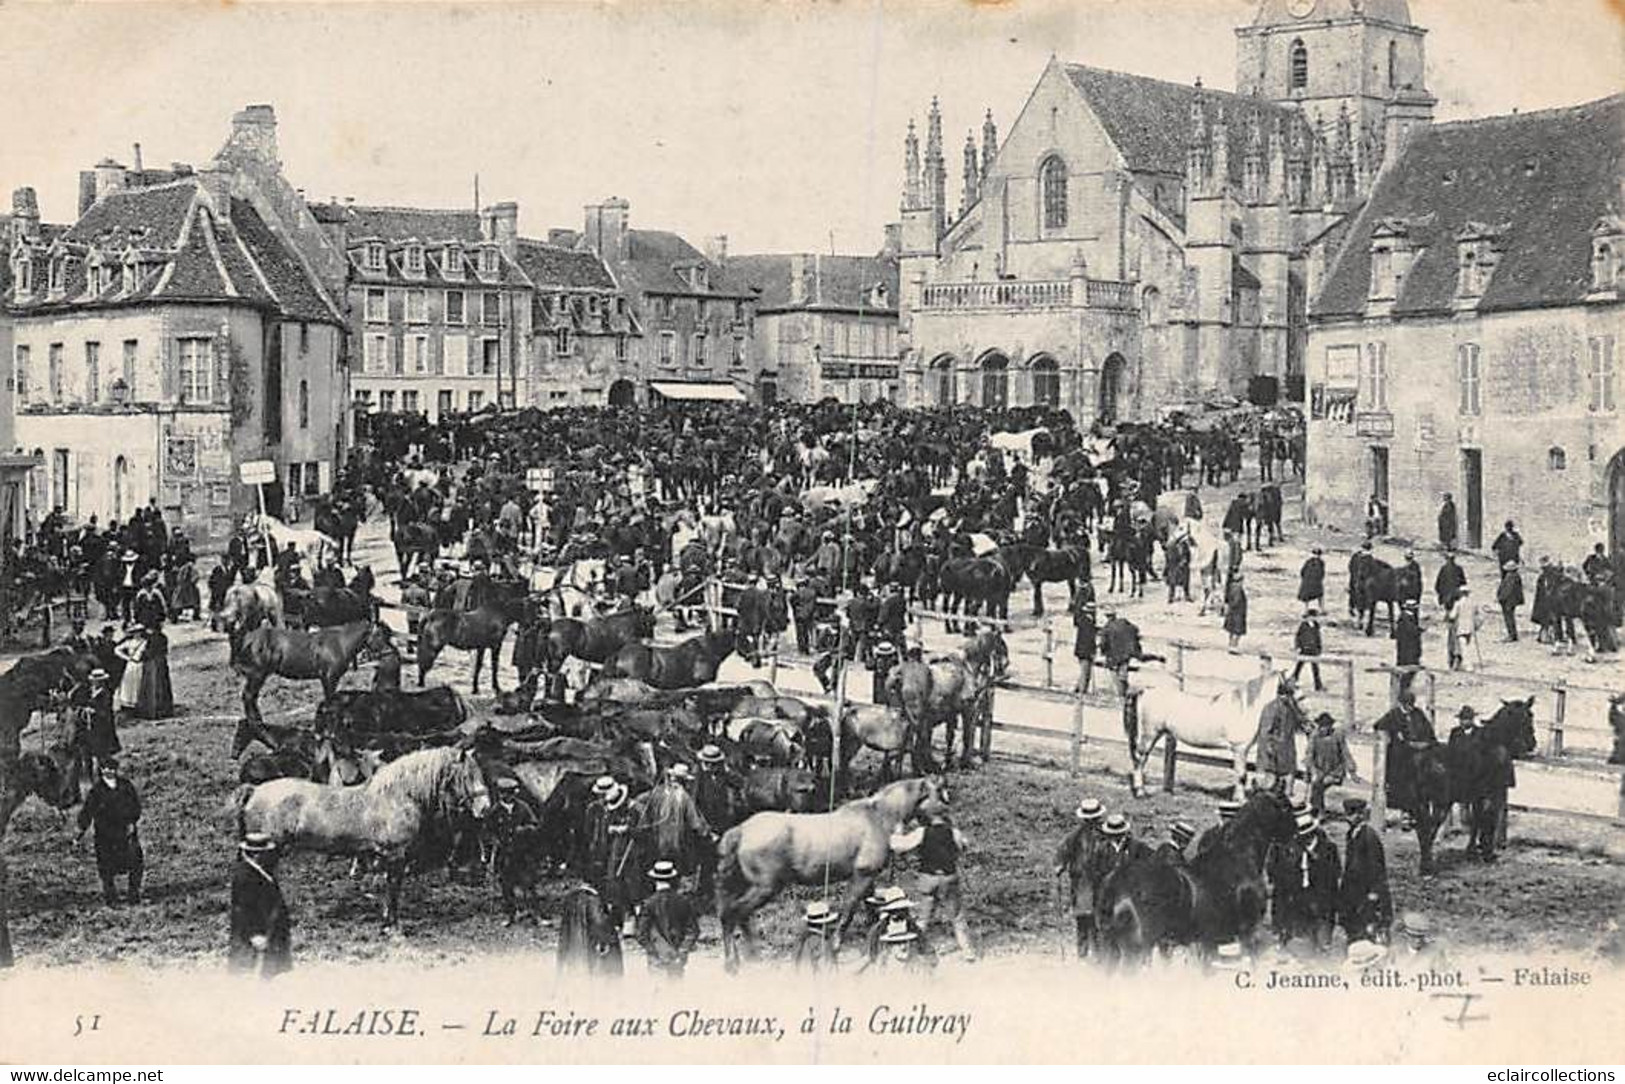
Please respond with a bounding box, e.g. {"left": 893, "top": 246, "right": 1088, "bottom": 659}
{"left": 649, "top": 381, "right": 747, "bottom": 403}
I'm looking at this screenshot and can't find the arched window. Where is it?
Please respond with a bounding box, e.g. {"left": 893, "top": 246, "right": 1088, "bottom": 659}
{"left": 1030, "top": 356, "right": 1060, "bottom": 408}
{"left": 1549, "top": 446, "right": 1567, "bottom": 471}
{"left": 930, "top": 355, "right": 957, "bottom": 407}
{"left": 1290, "top": 39, "right": 1308, "bottom": 92}
{"left": 1041, "top": 156, "right": 1068, "bottom": 231}
{"left": 980, "top": 353, "right": 1010, "bottom": 410}
{"left": 1387, "top": 41, "right": 1399, "bottom": 89}
{"left": 1141, "top": 286, "right": 1162, "bottom": 326}
{"left": 298, "top": 379, "right": 310, "bottom": 429}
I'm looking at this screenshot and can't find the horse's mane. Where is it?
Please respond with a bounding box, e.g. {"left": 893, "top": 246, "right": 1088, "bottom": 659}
{"left": 838, "top": 776, "right": 921, "bottom": 814}
{"left": 367, "top": 746, "right": 470, "bottom": 814}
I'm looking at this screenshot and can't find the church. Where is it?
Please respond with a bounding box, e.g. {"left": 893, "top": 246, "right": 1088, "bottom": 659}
{"left": 897, "top": 0, "right": 1437, "bottom": 423}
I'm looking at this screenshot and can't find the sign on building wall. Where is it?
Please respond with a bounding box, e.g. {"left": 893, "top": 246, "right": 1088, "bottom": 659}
{"left": 163, "top": 435, "right": 198, "bottom": 480}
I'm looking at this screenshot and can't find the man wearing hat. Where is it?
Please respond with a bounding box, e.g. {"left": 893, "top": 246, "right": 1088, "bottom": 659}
{"left": 1306, "top": 711, "right": 1360, "bottom": 817}
{"left": 875, "top": 915, "right": 933, "bottom": 974}
{"left": 1268, "top": 810, "right": 1339, "bottom": 954}
{"left": 1089, "top": 814, "right": 1151, "bottom": 888}
{"left": 132, "top": 570, "right": 168, "bottom": 633}
{"left": 890, "top": 809, "right": 978, "bottom": 961}
{"left": 861, "top": 887, "right": 936, "bottom": 970}
{"left": 1156, "top": 822, "right": 1196, "bottom": 865}
{"left": 1492, "top": 520, "right": 1524, "bottom": 571}
{"left": 487, "top": 777, "right": 540, "bottom": 924}
{"left": 1497, "top": 559, "right": 1525, "bottom": 642}
{"left": 1053, "top": 798, "right": 1106, "bottom": 958}
{"left": 116, "top": 548, "right": 142, "bottom": 624}
{"left": 1338, "top": 797, "right": 1392, "bottom": 945}
{"left": 229, "top": 833, "right": 292, "bottom": 977}
{"left": 1197, "top": 799, "right": 1243, "bottom": 855}
{"left": 693, "top": 746, "right": 742, "bottom": 898}
{"left": 1292, "top": 604, "right": 1326, "bottom": 692}
{"left": 791, "top": 571, "right": 822, "bottom": 655}
{"left": 1100, "top": 608, "right": 1160, "bottom": 701}
{"left": 794, "top": 901, "right": 840, "bottom": 972}
{"left": 1394, "top": 599, "right": 1424, "bottom": 675}
{"left": 636, "top": 861, "right": 699, "bottom": 977}
{"left": 581, "top": 776, "right": 636, "bottom": 927}
{"left": 1444, "top": 584, "right": 1480, "bottom": 672}
{"left": 76, "top": 757, "right": 144, "bottom": 906}
{"left": 1254, "top": 677, "right": 1304, "bottom": 799}
{"left": 1348, "top": 539, "right": 1374, "bottom": 619}
{"left": 1373, "top": 689, "right": 1436, "bottom": 825}
{"left": 1222, "top": 571, "right": 1248, "bottom": 651}
{"left": 1436, "top": 549, "right": 1467, "bottom": 612}
{"left": 75, "top": 666, "right": 120, "bottom": 779}
{"left": 1394, "top": 910, "right": 1451, "bottom": 970}
{"left": 629, "top": 764, "right": 714, "bottom": 891}
{"left": 1297, "top": 546, "right": 1326, "bottom": 611}
{"left": 1437, "top": 493, "right": 1459, "bottom": 551}
{"left": 1071, "top": 590, "right": 1099, "bottom": 694}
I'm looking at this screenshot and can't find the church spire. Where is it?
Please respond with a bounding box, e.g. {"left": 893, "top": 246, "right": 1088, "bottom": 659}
{"left": 1210, "top": 105, "right": 1230, "bottom": 193}
{"left": 1186, "top": 92, "right": 1211, "bottom": 194}
{"left": 1243, "top": 109, "right": 1265, "bottom": 204}
{"left": 902, "top": 118, "right": 921, "bottom": 211}
{"left": 925, "top": 96, "right": 947, "bottom": 239}
{"left": 981, "top": 109, "right": 997, "bottom": 179}
{"left": 961, "top": 131, "right": 981, "bottom": 217}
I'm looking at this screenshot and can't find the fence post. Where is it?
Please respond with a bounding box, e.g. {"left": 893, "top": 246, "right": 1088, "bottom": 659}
{"left": 1070, "top": 685, "right": 1084, "bottom": 778}
{"left": 1174, "top": 642, "right": 1187, "bottom": 691}
{"left": 1549, "top": 679, "right": 1567, "bottom": 758}
{"left": 1163, "top": 735, "right": 1178, "bottom": 793}
{"left": 1043, "top": 623, "right": 1055, "bottom": 689}
{"left": 980, "top": 687, "right": 995, "bottom": 761}
{"left": 1342, "top": 658, "right": 1357, "bottom": 733}
{"left": 1425, "top": 669, "right": 1437, "bottom": 722}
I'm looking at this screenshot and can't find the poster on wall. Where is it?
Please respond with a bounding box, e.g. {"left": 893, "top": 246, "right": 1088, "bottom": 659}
{"left": 210, "top": 483, "right": 232, "bottom": 508}
{"left": 163, "top": 435, "right": 198, "bottom": 480}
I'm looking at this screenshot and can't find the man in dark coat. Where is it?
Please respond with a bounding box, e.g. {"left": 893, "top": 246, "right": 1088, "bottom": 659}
{"left": 1223, "top": 572, "right": 1249, "bottom": 650}
{"left": 1306, "top": 711, "right": 1359, "bottom": 816}
{"left": 1497, "top": 561, "right": 1525, "bottom": 642}
{"left": 581, "top": 777, "right": 637, "bottom": 927}
{"left": 1437, "top": 494, "right": 1458, "bottom": 550}
{"left": 1089, "top": 814, "right": 1153, "bottom": 888}
{"left": 636, "top": 861, "right": 699, "bottom": 976}
{"left": 1435, "top": 551, "right": 1467, "bottom": 610}
{"left": 1254, "top": 679, "right": 1303, "bottom": 797}
{"left": 1394, "top": 600, "right": 1423, "bottom": 672}
{"left": 1154, "top": 821, "right": 1195, "bottom": 865}
{"left": 78, "top": 667, "right": 120, "bottom": 773}
{"left": 1531, "top": 557, "right": 1559, "bottom": 643}
{"left": 1337, "top": 798, "right": 1391, "bottom": 945}
{"left": 1270, "top": 813, "right": 1339, "bottom": 953}
{"left": 791, "top": 575, "right": 821, "bottom": 655}
{"left": 1072, "top": 597, "right": 1099, "bottom": 694}
{"left": 1298, "top": 546, "right": 1326, "bottom": 609}
{"left": 1053, "top": 798, "right": 1105, "bottom": 958}
{"left": 1491, "top": 521, "right": 1523, "bottom": 570}
{"left": 1164, "top": 532, "right": 1192, "bottom": 603}
{"left": 1348, "top": 541, "right": 1371, "bottom": 619}
{"left": 228, "top": 833, "right": 292, "bottom": 977}
{"left": 1396, "top": 551, "right": 1424, "bottom": 610}
{"left": 486, "top": 778, "right": 540, "bottom": 923}
{"left": 76, "top": 758, "right": 143, "bottom": 905}
{"left": 1292, "top": 606, "right": 1325, "bottom": 692}
{"left": 1100, "top": 609, "right": 1156, "bottom": 699}
{"left": 794, "top": 901, "right": 840, "bottom": 972}
{"left": 1373, "top": 689, "right": 1435, "bottom": 822}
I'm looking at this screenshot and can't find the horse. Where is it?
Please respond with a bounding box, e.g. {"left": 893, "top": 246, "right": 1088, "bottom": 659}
{"left": 724, "top": 717, "right": 804, "bottom": 767}
{"left": 416, "top": 595, "right": 534, "bottom": 694}
{"left": 835, "top": 703, "right": 916, "bottom": 790}
{"left": 715, "top": 775, "right": 950, "bottom": 970}
{"left": 938, "top": 546, "right": 1032, "bottom": 630}
{"left": 212, "top": 582, "right": 284, "bottom": 638}
{"left": 1096, "top": 790, "right": 1296, "bottom": 966}
{"left": 391, "top": 512, "right": 441, "bottom": 580}
{"left": 233, "top": 745, "right": 491, "bottom": 927}
{"left": 1355, "top": 558, "right": 1406, "bottom": 636}
{"left": 743, "top": 766, "right": 820, "bottom": 814}
{"left": 250, "top": 513, "right": 336, "bottom": 570}
{"left": 297, "top": 567, "right": 378, "bottom": 629}
{"left": 231, "top": 620, "right": 394, "bottom": 724}
{"left": 884, "top": 628, "right": 1009, "bottom": 772}
{"left": 1254, "top": 485, "right": 1283, "bottom": 548}
{"left": 544, "top": 608, "right": 655, "bottom": 674}
{"left": 556, "top": 883, "right": 623, "bottom": 976}
{"left": 600, "top": 630, "right": 736, "bottom": 691}
{"left": 315, "top": 686, "right": 471, "bottom": 741}
{"left": 1392, "top": 697, "right": 1538, "bottom": 873}
{"left": 1125, "top": 671, "right": 1298, "bottom": 800}
{"left": 1024, "top": 545, "right": 1089, "bottom": 617}
{"left": 314, "top": 493, "right": 367, "bottom": 566}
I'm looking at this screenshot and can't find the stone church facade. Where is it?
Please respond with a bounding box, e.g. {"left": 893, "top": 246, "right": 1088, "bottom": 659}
{"left": 897, "top": 0, "right": 1436, "bottom": 423}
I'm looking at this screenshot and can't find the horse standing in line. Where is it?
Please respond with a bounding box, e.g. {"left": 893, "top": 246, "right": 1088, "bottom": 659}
{"left": 885, "top": 628, "right": 1009, "bottom": 772}
{"left": 232, "top": 620, "right": 393, "bottom": 724}
{"left": 835, "top": 703, "right": 916, "bottom": 791}
{"left": 1023, "top": 544, "right": 1090, "bottom": 617}
{"left": 600, "top": 630, "right": 737, "bottom": 691}
{"left": 938, "top": 546, "right": 1031, "bottom": 631}
{"left": 234, "top": 745, "right": 491, "bottom": 927}
{"left": 416, "top": 595, "right": 536, "bottom": 695}
{"left": 1124, "top": 671, "right": 1300, "bottom": 800}
{"left": 715, "top": 775, "right": 950, "bottom": 970}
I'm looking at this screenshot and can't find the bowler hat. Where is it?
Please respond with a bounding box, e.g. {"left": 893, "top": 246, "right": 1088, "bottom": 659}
{"left": 697, "top": 744, "right": 725, "bottom": 764}
{"left": 1343, "top": 797, "right": 1369, "bottom": 817}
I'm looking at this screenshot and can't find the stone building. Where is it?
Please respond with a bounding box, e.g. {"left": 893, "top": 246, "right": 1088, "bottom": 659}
{"left": 726, "top": 251, "right": 900, "bottom": 404}
{"left": 896, "top": 0, "right": 1437, "bottom": 422}
{"left": 516, "top": 237, "right": 642, "bottom": 408}
{"left": 5, "top": 106, "right": 348, "bottom": 544}
{"left": 575, "top": 199, "right": 757, "bottom": 406}
{"left": 1304, "top": 94, "right": 1625, "bottom": 566}
{"left": 0, "top": 205, "right": 41, "bottom": 542}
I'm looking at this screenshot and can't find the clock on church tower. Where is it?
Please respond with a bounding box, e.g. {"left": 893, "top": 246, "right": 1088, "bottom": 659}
{"left": 1287, "top": 0, "right": 1316, "bottom": 17}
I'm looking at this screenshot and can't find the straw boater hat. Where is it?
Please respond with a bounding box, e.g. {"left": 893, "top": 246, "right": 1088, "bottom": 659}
{"left": 877, "top": 886, "right": 914, "bottom": 913}
{"left": 1210, "top": 942, "right": 1247, "bottom": 972}
{"left": 1169, "top": 822, "right": 1196, "bottom": 848}
{"left": 648, "top": 860, "right": 679, "bottom": 883}
{"left": 591, "top": 775, "right": 616, "bottom": 798}
{"left": 697, "top": 744, "right": 725, "bottom": 765}
{"left": 1101, "top": 813, "right": 1130, "bottom": 837}
{"left": 122, "top": 549, "right": 139, "bottom": 562}
{"left": 496, "top": 777, "right": 520, "bottom": 794}
{"left": 668, "top": 763, "right": 693, "bottom": 781}
{"left": 1217, "top": 799, "right": 1242, "bottom": 822}
{"left": 804, "top": 901, "right": 837, "bottom": 928}
{"left": 1294, "top": 812, "right": 1319, "bottom": 838}
{"left": 1345, "top": 940, "right": 1387, "bottom": 969}
{"left": 88, "top": 668, "right": 109, "bottom": 683}
{"left": 1397, "top": 911, "right": 1433, "bottom": 938}
{"left": 1503, "top": 561, "right": 1519, "bottom": 571}
{"left": 1289, "top": 797, "right": 1310, "bottom": 820}
{"left": 879, "top": 917, "right": 918, "bottom": 945}
{"left": 1074, "top": 797, "right": 1105, "bottom": 822}
{"left": 240, "top": 832, "right": 276, "bottom": 854}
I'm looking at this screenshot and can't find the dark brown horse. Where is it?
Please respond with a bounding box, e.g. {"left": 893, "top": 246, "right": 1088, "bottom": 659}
{"left": 601, "top": 630, "right": 736, "bottom": 690}
{"left": 232, "top": 620, "right": 394, "bottom": 724}
{"left": 314, "top": 491, "right": 367, "bottom": 566}
{"left": 296, "top": 567, "right": 378, "bottom": 629}
{"left": 416, "top": 595, "right": 534, "bottom": 694}
{"left": 1096, "top": 790, "right": 1296, "bottom": 966}
{"left": 938, "top": 547, "right": 1032, "bottom": 630}
{"left": 544, "top": 608, "right": 656, "bottom": 672}
{"left": 1024, "top": 544, "right": 1089, "bottom": 617}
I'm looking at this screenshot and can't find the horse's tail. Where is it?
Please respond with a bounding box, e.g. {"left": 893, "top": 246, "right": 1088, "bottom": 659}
{"left": 714, "top": 825, "right": 745, "bottom": 921}
{"left": 1122, "top": 687, "right": 1142, "bottom": 756}
{"left": 229, "top": 783, "right": 256, "bottom": 838}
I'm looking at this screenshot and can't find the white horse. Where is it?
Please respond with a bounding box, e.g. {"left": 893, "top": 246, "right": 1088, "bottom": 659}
{"left": 249, "top": 514, "right": 337, "bottom": 567}
{"left": 1124, "top": 669, "right": 1299, "bottom": 801}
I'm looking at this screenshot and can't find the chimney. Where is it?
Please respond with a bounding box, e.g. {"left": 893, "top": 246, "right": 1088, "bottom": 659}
{"left": 482, "top": 201, "right": 519, "bottom": 258}
{"left": 582, "top": 197, "right": 630, "bottom": 263}
{"left": 77, "top": 171, "right": 98, "bottom": 216}
{"left": 10, "top": 188, "right": 39, "bottom": 243}
{"left": 789, "top": 254, "right": 807, "bottom": 305}
{"left": 705, "top": 234, "right": 728, "bottom": 264}
{"left": 223, "top": 104, "right": 280, "bottom": 166}
{"left": 132, "top": 143, "right": 143, "bottom": 173}
{"left": 93, "top": 158, "right": 128, "bottom": 205}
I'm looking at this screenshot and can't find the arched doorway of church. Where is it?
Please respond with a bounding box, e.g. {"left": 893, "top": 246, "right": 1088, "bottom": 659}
{"left": 1608, "top": 448, "right": 1625, "bottom": 582}
{"left": 113, "top": 455, "right": 129, "bottom": 521}
{"left": 1099, "top": 353, "right": 1127, "bottom": 425}
{"left": 608, "top": 379, "right": 636, "bottom": 408}
{"left": 1030, "top": 355, "right": 1060, "bottom": 408}
{"left": 929, "top": 355, "right": 957, "bottom": 407}
{"left": 980, "top": 352, "right": 1010, "bottom": 410}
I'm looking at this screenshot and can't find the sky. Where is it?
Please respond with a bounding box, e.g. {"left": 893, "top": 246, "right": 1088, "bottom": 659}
{"left": 0, "top": 0, "right": 1619, "bottom": 255}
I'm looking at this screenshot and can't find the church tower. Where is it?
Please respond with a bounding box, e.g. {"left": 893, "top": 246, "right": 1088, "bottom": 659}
{"left": 1235, "top": 0, "right": 1434, "bottom": 187}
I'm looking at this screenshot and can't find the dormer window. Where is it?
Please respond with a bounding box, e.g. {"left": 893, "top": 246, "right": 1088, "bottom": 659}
{"left": 1459, "top": 248, "right": 1481, "bottom": 296}
{"left": 1370, "top": 246, "right": 1393, "bottom": 299}
{"left": 404, "top": 243, "right": 425, "bottom": 275}
{"left": 121, "top": 258, "right": 137, "bottom": 294}
{"left": 442, "top": 244, "right": 463, "bottom": 279}
{"left": 479, "top": 246, "right": 500, "bottom": 277}
{"left": 47, "top": 256, "right": 64, "bottom": 294}
{"left": 14, "top": 254, "right": 32, "bottom": 297}
{"left": 364, "top": 242, "right": 386, "bottom": 272}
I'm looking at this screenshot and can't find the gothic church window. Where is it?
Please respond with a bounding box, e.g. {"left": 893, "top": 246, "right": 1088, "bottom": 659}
{"left": 1290, "top": 40, "right": 1308, "bottom": 92}
{"left": 1041, "top": 156, "right": 1068, "bottom": 231}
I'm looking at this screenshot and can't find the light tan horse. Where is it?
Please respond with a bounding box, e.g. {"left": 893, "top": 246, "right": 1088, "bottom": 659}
{"left": 715, "top": 775, "right": 950, "bottom": 970}
{"left": 233, "top": 745, "right": 491, "bottom": 927}
{"left": 886, "top": 627, "right": 1009, "bottom": 771}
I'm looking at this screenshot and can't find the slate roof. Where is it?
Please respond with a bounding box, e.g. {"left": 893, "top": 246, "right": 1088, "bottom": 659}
{"left": 8, "top": 178, "right": 341, "bottom": 324}
{"left": 725, "top": 253, "right": 900, "bottom": 314}
{"left": 317, "top": 204, "right": 483, "bottom": 244}
{"left": 617, "top": 229, "right": 754, "bottom": 299}
{"left": 515, "top": 239, "right": 617, "bottom": 290}
{"left": 1311, "top": 94, "right": 1624, "bottom": 318}
{"left": 1064, "top": 64, "right": 1301, "bottom": 181}
{"left": 515, "top": 238, "right": 636, "bottom": 335}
